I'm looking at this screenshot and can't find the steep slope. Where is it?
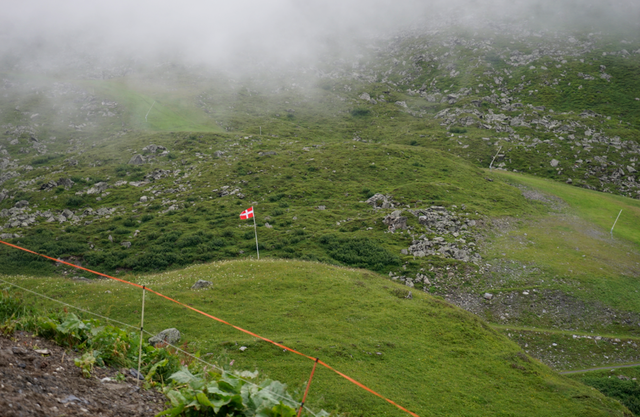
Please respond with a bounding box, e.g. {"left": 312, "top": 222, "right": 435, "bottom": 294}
{"left": 2, "top": 259, "right": 631, "bottom": 416}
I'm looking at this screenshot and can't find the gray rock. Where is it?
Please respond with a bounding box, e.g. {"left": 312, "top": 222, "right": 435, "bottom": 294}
{"left": 317, "top": 205, "right": 326, "bottom": 210}
{"left": 87, "top": 182, "right": 109, "bottom": 195}
{"left": 40, "top": 180, "right": 58, "bottom": 191}
{"left": 264, "top": 222, "right": 273, "bottom": 228}
{"left": 128, "top": 369, "right": 144, "bottom": 380}
{"left": 148, "top": 328, "right": 181, "bottom": 347}
{"left": 14, "top": 200, "right": 29, "bottom": 208}
{"left": 58, "top": 178, "right": 75, "bottom": 188}
{"left": 550, "top": 159, "right": 559, "bottom": 168}
{"left": 365, "top": 193, "right": 394, "bottom": 209}
{"left": 213, "top": 151, "right": 225, "bottom": 157}
{"left": 191, "top": 280, "right": 212, "bottom": 290}
{"left": 258, "top": 151, "right": 277, "bottom": 156}
{"left": 142, "top": 144, "right": 167, "bottom": 154}
{"left": 128, "top": 154, "right": 145, "bottom": 165}
{"left": 383, "top": 210, "right": 407, "bottom": 232}
{"left": 140, "top": 196, "right": 148, "bottom": 203}
{"left": 359, "top": 92, "right": 371, "bottom": 101}
{"left": 61, "top": 209, "right": 73, "bottom": 219}
{"left": 121, "top": 241, "right": 131, "bottom": 248}
{"left": 483, "top": 293, "right": 493, "bottom": 300}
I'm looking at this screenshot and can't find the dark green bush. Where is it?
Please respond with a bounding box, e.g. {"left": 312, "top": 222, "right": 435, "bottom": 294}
{"left": 123, "top": 218, "right": 137, "bottom": 227}
{"left": 320, "top": 235, "right": 399, "bottom": 271}
{"left": 66, "top": 196, "right": 85, "bottom": 208}
{"left": 449, "top": 127, "right": 467, "bottom": 134}
{"left": 351, "top": 108, "right": 371, "bottom": 117}
{"left": 268, "top": 193, "right": 285, "bottom": 202}
{"left": 177, "top": 235, "right": 203, "bottom": 248}
{"left": 581, "top": 377, "right": 640, "bottom": 415}
{"left": 141, "top": 214, "right": 154, "bottom": 222}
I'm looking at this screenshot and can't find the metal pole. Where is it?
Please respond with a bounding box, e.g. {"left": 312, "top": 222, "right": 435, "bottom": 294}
{"left": 145, "top": 101, "right": 156, "bottom": 123}
{"left": 489, "top": 146, "right": 502, "bottom": 171}
{"left": 610, "top": 209, "right": 622, "bottom": 239}
{"left": 253, "top": 212, "right": 259, "bottom": 260}
{"left": 136, "top": 285, "right": 146, "bottom": 386}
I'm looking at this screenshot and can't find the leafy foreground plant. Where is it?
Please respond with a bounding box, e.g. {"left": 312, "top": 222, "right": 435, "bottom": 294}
{"left": 160, "top": 367, "right": 326, "bottom": 417}
{"left": 0, "top": 290, "right": 324, "bottom": 416}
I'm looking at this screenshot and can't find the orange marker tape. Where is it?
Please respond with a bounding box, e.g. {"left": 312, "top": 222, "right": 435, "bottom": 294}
{"left": 0, "top": 239, "right": 420, "bottom": 417}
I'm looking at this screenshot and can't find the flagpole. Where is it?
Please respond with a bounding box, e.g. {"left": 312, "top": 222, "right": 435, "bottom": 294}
{"left": 253, "top": 210, "right": 260, "bottom": 260}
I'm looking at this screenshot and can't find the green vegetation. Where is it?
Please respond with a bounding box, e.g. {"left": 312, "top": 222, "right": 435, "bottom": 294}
{"left": 0, "top": 290, "right": 311, "bottom": 416}
{"left": 1, "top": 260, "right": 632, "bottom": 416}
{"left": 567, "top": 367, "right": 640, "bottom": 416}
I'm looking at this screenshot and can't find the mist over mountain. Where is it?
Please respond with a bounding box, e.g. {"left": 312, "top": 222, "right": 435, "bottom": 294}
{"left": 2, "top": 0, "right": 639, "bottom": 73}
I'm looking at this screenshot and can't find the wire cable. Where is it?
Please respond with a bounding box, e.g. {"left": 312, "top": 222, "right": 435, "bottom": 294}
{"left": 0, "top": 277, "right": 318, "bottom": 416}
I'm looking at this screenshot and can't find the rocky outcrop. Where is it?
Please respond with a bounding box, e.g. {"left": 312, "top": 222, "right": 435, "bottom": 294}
{"left": 365, "top": 193, "right": 395, "bottom": 209}
{"left": 383, "top": 210, "right": 407, "bottom": 232}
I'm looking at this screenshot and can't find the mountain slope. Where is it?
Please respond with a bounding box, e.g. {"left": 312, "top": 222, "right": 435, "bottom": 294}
{"left": 3, "top": 259, "right": 631, "bottom": 416}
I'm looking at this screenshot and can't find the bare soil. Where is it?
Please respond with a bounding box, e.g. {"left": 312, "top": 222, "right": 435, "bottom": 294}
{"left": 0, "top": 331, "right": 167, "bottom": 416}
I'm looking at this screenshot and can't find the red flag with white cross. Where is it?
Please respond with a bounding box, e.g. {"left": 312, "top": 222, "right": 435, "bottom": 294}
{"left": 240, "top": 206, "right": 254, "bottom": 220}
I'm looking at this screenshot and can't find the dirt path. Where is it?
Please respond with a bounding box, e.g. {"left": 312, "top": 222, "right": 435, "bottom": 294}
{"left": 0, "top": 331, "right": 167, "bottom": 416}
{"left": 559, "top": 363, "right": 640, "bottom": 375}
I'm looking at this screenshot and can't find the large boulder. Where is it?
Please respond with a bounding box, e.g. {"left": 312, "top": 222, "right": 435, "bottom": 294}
{"left": 129, "top": 154, "right": 145, "bottom": 165}
{"left": 148, "top": 328, "right": 181, "bottom": 347}
{"left": 86, "top": 182, "right": 109, "bottom": 195}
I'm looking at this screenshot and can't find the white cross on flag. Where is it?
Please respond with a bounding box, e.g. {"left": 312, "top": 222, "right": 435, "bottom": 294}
{"left": 239, "top": 207, "right": 254, "bottom": 219}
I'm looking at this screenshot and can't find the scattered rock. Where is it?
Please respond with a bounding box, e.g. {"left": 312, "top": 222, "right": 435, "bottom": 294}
{"left": 484, "top": 293, "right": 494, "bottom": 300}
{"left": 142, "top": 144, "right": 167, "bottom": 154}
{"left": 191, "top": 280, "right": 212, "bottom": 290}
{"left": 121, "top": 241, "right": 131, "bottom": 248}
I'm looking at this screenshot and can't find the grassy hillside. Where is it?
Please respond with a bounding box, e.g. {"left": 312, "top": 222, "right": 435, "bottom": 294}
{"left": 1, "top": 259, "right": 631, "bottom": 416}
{"left": 0, "top": 137, "right": 536, "bottom": 277}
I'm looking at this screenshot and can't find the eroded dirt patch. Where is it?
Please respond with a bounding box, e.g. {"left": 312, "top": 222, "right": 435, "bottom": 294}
{"left": 0, "top": 331, "right": 166, "bottom": 416}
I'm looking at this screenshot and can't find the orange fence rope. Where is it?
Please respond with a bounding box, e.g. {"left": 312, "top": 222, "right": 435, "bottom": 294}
{"left": 0, "top": 239, "right": 420, "bottom": 417}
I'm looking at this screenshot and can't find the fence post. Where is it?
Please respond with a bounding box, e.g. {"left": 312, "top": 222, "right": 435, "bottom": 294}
{"left": 137, "top": 285, "right": 146, "bottom": 386}
{"left": 297, "top": 357, "right": 319, "bottom": 417}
